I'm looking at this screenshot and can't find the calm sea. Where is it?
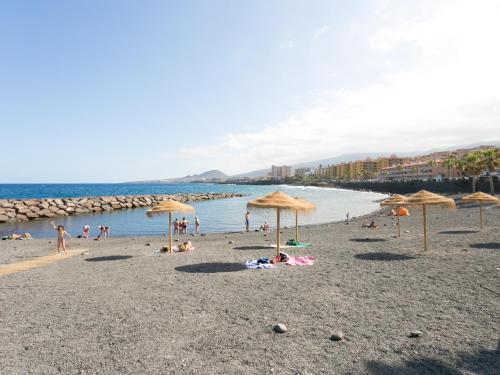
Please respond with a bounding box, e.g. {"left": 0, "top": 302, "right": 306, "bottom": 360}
{"left": 0, "top": 183, "right": 387, "bottom": 238}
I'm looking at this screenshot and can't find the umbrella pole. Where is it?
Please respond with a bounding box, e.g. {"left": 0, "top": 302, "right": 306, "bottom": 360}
{"left": 397, "top": 205, "right": 401, "bottom": 237}
{"left": 169, "top": 212, "right": 172, "bottom": 253}
{"left": 295, "top": 210, "right": 299, "bottom": 242}
{"left": 479, "top": 202, "right": 483, "bottom": 229}
{"left": 276, "top": 208, "right": 281, "bottom": 257}
{"left": 423, "top": 204, "right": 427, "bottom": 251}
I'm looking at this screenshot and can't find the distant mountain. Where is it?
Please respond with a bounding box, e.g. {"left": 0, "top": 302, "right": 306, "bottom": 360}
{"left": 126, "top": 170, "right": 228, "bottom": 184}
{"left": 230, "top": 140, "right": 500, "bottom": 178}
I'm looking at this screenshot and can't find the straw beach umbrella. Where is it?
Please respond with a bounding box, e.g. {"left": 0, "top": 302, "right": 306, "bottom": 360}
{"left": 404, "top": 190, "right": 456, "bottom": 251}
{"left": 146, "top": 200, "right": 195, "bottom": 253}
{"left": 380, "top": 194, "right": 408, "bottom": 237}
{"left": 294, "top": 197, "right": 316, "bottom": 242}
{"left": 247, "top": 191, "right": 305, "bottom": 256}
{"left": 461, "top": 192, "right": 499, "bottom": 229}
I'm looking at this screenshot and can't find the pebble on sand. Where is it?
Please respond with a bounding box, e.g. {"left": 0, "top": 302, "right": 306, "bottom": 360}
{"left": 409, "top": 330, "right": 423, "bottom": 338}
{"left": 228, "top": 240, "right": 234, "bottom": 244}
{"left": 330, "top": 331, "right": 344, "bottom": 341}
{"left": 273, "top": 324, "right": 287, "bottom": 333}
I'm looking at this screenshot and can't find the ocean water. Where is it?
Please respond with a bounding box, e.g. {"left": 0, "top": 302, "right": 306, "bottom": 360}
{"left": 0, "top": 183, "right": 387, "bottom": 238}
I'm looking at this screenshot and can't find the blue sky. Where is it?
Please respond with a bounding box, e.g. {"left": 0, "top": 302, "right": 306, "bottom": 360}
{"left": 1, "top": 0, "right": 499, "bottom": 182}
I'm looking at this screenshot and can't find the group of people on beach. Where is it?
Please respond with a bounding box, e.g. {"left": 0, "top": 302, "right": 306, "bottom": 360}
{"left": 174, "top": 216, "right": 200, "bottom": 235}
{"left": 49, "top": 222, "right": 110, "bottom": 254}
{"left": 81, "top": 224, "right": 110, "bottom": 239}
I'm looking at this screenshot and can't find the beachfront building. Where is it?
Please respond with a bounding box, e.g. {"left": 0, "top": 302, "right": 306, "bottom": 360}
{"left": 271, "top": 165, "right": 293, "bottom": 179}
{"left": 377, "top": 160, "right": 459, "bottom": 181}
{"left": 294, "top": 167, "right": 313, "bottom": 178}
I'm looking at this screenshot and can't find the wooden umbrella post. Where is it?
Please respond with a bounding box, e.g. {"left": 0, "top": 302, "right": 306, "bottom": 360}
{"left": 276, "top": 208, "right": 281, "bottom": 257}
{"left": 169, "top": 212, "right": 173, "bottom": 253}
{"left": 397, "top": 205, "right": 401, "bottom": 238}
{"left": 479, "top": 202, "right": 483, "bottom": 229}
{"left": 423, "top": 204, "right": 427, "bottom": 251}
{"left": 295, "top": 210, "right": 299, "bottom": 242}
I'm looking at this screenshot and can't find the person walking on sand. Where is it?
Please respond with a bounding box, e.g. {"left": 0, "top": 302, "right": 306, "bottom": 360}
{"left": 51, "top": 221, "right": 72, "bottom": 254}
{"left": 245, "top": 211, "right": 250, "bottom": 232}
{"left": 195, "top": 216, "right": 200, "bottom": 234}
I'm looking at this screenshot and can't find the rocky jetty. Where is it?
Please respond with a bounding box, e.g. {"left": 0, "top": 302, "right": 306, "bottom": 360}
{"left": 0, "top": 193, "right": 243, "bottom": 223}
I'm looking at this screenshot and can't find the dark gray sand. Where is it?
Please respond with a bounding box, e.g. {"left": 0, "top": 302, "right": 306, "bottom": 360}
{"left": 0, "top": 203, "right": 499, "bottom": 374}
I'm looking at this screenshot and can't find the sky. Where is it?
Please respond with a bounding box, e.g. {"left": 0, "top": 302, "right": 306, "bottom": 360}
{"left": 0, "top": 0, "right": 499, "bottom": 182}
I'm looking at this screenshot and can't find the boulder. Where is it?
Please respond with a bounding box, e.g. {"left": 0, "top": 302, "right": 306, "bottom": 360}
{"left": 24, "top": 200, "right": 40, "bottom": 206}
{"left": 75, "top": 208, "right": 90, "bottom": 214}
{"left": 78, "top": 198, "right": 88, "bottom": 205}
{"left": 0, "top": 215, "right": 9, "bottom": 222}
{"left": 57, "top": 210, "right": 68, "bottom": 216}
{"left": 39, "top": 201, "right": 50, "bottom": 209}
{"left": 16, "top": 207, "right": 30, "bottom": 214}
{"left": 39, "top": 209, "right": 56, "bottom": 218}
{"left": 101, "top": 205, "right": 112, "bottom": 212}
{"left": 101, "top": 197, "right": 113, "bottom": 203}
{"left": 92, "top": 207, "right": 103, "bottom": 212}
{"left": 54, "top": 199, "right": 64, "bottom": 206}
{"left": 0, "top": 200, "right": 14, "bottom": 208}
{"left": 16, "top": 214, "right": 29, "bottom": 221}
{"left": 48, "top": 206, "right": 60, "bottom": 213}
{"left": 28, "top": 206, "right": 40, "bottom": 212}
{"left": 26, "top": 211, "right": 40, "bottom": 219}
{"left": 65, "top": 207, "right": 75, "bottom": 213}
{"left": 0, "top": 208, "right": 5, "bottom": 215}
{"left": 5, "top": 211, "right": 16, "bottom": 218}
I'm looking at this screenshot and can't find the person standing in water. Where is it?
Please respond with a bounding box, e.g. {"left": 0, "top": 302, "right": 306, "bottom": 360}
{"left": 245, "top": 211, "right": 250, "bottom": 232}
{"left": 51, "top": 222, "right": 72, "bottom": 254}
{"left": 195, "top": 216, "right": 200, "bottom": 234}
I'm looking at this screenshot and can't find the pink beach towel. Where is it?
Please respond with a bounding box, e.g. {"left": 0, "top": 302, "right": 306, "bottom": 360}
{"left": 286, "top": 255, "right": 315, "bottom": 266}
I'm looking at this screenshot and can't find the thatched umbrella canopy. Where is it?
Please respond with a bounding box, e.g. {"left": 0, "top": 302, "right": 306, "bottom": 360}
{"left": 146, "top": 200, "right": 195, "bottom": 253}
{"left": 293, "top": 197, "right": 316, "bottom": 242}
{"left": 461, "top": 192, "right": 499, "bottom": 229}
{"left": 247, "top": 191, "right": 305, "bottom": 255}
{"left": 380, "top": 194, "right": 408, "bottom": 237}
{"left": 405, "top": 190, "right": 456, "bottom": 251}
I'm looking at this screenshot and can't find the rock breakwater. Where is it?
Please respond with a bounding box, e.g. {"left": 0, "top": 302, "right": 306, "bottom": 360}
{"left": 0, "top": 193, "right": 243, "bottom": 223}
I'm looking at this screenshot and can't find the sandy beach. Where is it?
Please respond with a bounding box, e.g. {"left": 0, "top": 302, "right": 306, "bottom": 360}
{"left": 0, "top": 201, "right": 498, "bottom": 374}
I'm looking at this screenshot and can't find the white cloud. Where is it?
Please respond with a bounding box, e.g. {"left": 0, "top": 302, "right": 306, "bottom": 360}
{"left": 312, "top": 25, "right": 330, "bottom": 40}
{"left": 182, "top": 0, "right": 500, "bottom": 175}
{"left": 279, "top": 40, "right": 294, "bottom": 50}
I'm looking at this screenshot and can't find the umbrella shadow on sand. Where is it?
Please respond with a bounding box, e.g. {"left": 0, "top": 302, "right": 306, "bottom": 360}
{"left": 470, "top": 243, "right": 500, "bottom": 250}
{"left": 175, "top": 262, "right": 247, "bottom": 273}
{"left": 438, "top": 230, "right": 479, "bottom": 235}
{"left": 350, "top": 238, "right": 388, "bottom": 243}
{"left": 85, "top": 255, "right": 133, "bottom": 262}
{"left": 354, "top": 252, "right": 415, "bottom": 261}
{"left": 233, "top": 246, "right": 270, "bottom": 250}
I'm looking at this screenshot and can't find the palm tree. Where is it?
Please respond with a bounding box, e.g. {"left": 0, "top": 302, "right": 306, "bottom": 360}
{"left": 443, "top": 154, "right": 459, "bottom": 178}
{"left": 480, "top": 148, "right": 499, "bottom": 194}
{"left": 462, "top": 151, "right": 484, "bottom": 193}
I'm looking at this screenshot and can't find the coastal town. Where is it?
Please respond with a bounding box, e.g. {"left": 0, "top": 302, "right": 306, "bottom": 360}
{"left": 224, "top": 145, "right": 499, "bottom": 186}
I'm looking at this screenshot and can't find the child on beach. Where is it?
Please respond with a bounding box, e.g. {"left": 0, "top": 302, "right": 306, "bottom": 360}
{"left": 98, "top": 225, "right": 110, "bottom": 238}
{"left": 82, "top": 225, "right": 90, "bottom": 238}
{"left": 51, "top": 222, "right": 72, "bottom": 254}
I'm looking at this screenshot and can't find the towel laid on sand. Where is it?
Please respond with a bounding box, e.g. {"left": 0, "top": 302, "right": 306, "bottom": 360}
{"left": 246, "top": 258, "right": 276, "bottom": 270}
{"left": 286, "top": 255, "right": 315, "bottom": 266}
{"left": 286, "top": 239, "right": 312, "bottom": 247}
